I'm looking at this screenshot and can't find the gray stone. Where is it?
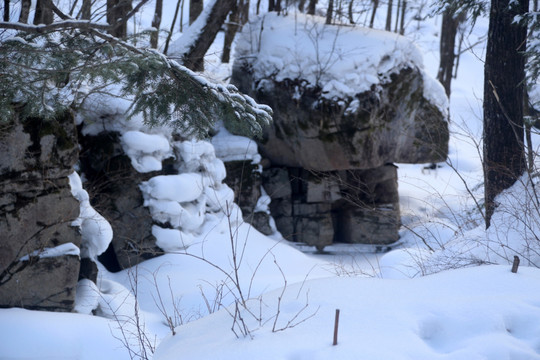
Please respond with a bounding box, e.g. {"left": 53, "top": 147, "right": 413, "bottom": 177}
{"left": 78, "top": 132, "right": 162, "bottom": 270}
{"left": 222, "top": 160, "right": 273, "bottom": 235}
{"left": 232, "top": 67, "right": 449, "bottom": 172}
{"left": 0, "top": 255, "right": 80, "bottom": 311}
{"left": 0, "top": 112, "right": 81, "bottom": 312}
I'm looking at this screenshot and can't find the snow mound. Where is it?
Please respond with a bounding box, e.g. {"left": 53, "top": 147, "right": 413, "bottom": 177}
{"left": 237, "top": 14, "right": 421, "bottom": 97}
{"left": 154, "top": 265, "right": 540, "bottom": 360}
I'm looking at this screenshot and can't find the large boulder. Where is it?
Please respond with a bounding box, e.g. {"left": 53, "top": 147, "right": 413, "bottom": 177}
{"left": 231, "top": 13, "right": 449, "bottom": 249}
{"left": 0, "top": 112, "right": 81, "bottom": 311}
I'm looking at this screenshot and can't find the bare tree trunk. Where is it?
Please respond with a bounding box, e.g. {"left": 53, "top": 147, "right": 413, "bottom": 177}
{"left": 164, "top": 0, "right": 182, "bottom": 55}
{"left": 299, "top": 0, "right": 306, "bottom": 12}
{"left": 437, "top": 9, "right": 459, "bottom": 96}
{"left": 183, "top": 0, "right": 236, "bottom": 71}
{"left": 385, "top": 0, "right": 392, "bottom": 31}
{"left": 107, "top": 0, "right": 133, "bottom": 39}
{"left": 307, "top": 0, "right": 317, "bottom": 15}
{"left": 348, "top": 0, "right": 354, "bottom": 24}
{"left": 3, "top": 0, "right": 9, "bottom": 21}
{"left": 483, "top": 0, "right": 528, "bottom": 227}
{"left": 190, "top": 0, "right": 203, "bottom": 24}
{"left": 222, "top": 0, "right": 248, "bottom": 63}
{"left": 19, "top": 0, "right": 30, "bottom": 23}
{"left": 80, "top": 0, "right": 92, "bottom": 19}
{"left": 399, "top": 0, "right": 406, "bottom": 34}
{"left": 326, "top": 0, "right": 334, "bottom": 24}
{"left": 150, "top": 0, "right": 163, "bottom": 49}
{"left": 394, "top": 0, "right": 400, "bottom": 32}
{"left": 34, "top": 0, "right": 54, "bottom": 25}
{"left": 369, "top": 0, "right": 378, "bottom": 28}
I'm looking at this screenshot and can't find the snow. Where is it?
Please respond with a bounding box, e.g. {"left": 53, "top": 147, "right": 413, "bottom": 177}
{"left": 19, "top": 243, "right": 80, "bottom": 261}
{"left": 3, "top": 2, "right": 540, "bottom": 360}
{"left": 235, "top": 12, "right": 447, "bottom": 116}
{"left": 121, "top": 131, "right": 173, "bottom": 173}
{"left": 69, "top": 171, "right": 113, "bottom": 260}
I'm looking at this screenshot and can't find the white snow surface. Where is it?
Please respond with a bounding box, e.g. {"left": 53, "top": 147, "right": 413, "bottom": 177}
{"left": 3, "top": 2, "right": 540, "bottom": 360}
{"left": 235, "top": 13, "right": 448, "bottom": 117}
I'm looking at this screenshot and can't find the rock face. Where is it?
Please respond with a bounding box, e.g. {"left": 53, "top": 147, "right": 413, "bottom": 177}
{"left": 78, "top": 131, "right": 165, "bottom": 270}
{"left": 222, "top": 160, "right": 273, "bottom": 235}
{"left": 0, "top": 112, "right": 81, "bottom": 311}
{"left": 263, "top": 165, "right": 400, "bottom": 250}
{"left": 234, "top": 67, "right": 449, "bottom": 171}
{"left": 231, "top": 16, "right": 449, "bottom": 249}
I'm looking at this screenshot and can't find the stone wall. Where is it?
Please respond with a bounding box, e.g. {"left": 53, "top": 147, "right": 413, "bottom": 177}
{"left": 0, "top": 112, "right": 81, "bottom": 311}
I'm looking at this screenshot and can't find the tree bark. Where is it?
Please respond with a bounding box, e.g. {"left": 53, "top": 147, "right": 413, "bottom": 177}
{"left": 19, "top": 0, "right": 30, "bottom": 23}
{"left": 385, "top": 0, "right": 392, "bottom": 31}
{"left": 3, "top": 0, "right": 9, "bottom": 22}
{"left": 190, "top": 0, "right": 203, "bottom": 24}
{"left": 150, "top": 0, "right": 163, "bottom": 49}
{"left": 80, "top": 0, "right": 92, "bottom": 19}
{"left": 369, "top": 0, "right": 378, "bottom": 28}
{"left": 399, "top": 0, "right": 406, "bottom": 34}
{"left": 107, "top": 0, "right": 132, "bottom": 39}
{"left": 483, "top": 0, "right": 528, "bottom": 227}
{"left": 348, "top": 0, "right": 354, "bottom": 24}
{"left": 222, "top": 0, "right": 248, "bottom": 63}
{"left": 307, "top": 0, "right": 317, "bottom": 15}
{"left": 437, "top": 9, "right": 459, "bottom": 97}
{"left": 183, "top": 0, "right": 236, "bottom": 71}
{"left": 34, "top": 0, "right": 54, "bottom": 25}
{"left": 326, "top": 0, "right": 334, "bottom": 24}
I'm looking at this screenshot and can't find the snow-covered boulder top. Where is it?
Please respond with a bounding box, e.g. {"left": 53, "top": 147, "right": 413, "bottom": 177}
{"left": 235, "top": 13, "right": 447, "bottom": 116}
{"left": 233, "top": 13, "right": 449, "bottom": 171}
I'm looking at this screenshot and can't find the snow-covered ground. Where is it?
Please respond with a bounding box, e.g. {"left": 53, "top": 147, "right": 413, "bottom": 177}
{"left": 2, "top": 1, "right": 540, "bottom": 359}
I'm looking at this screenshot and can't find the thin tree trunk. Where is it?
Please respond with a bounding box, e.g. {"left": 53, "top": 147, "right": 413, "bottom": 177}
{"left": 221, "top": 0, "right": 248, "bottom": 63}
{"left": 307, "top": 0, "right": 317, "bottom": 15}
{"left": 394, "top": 0, "right": 400, "bottom": 32}
{"left": 369, "top": 0, "right": 378, "bottom": 28}
{"left": 180, "top": 0, "right": 185, "bottom": 31}
{"left": 326, "top": 0, "right": 334, "bottom": 24}
{"left": 80, "top": 0, "right": 92, "bottom": 19}
{"left": 385, "top": 0, "right": 392, "bottom": 31}
{"left": 437, "top": 9, "right": 459, "bottom": 97}
{"left": 483, "top": 0, "right": 528, "bottom": 227}
{"left": 399, "top": 0, "right": 406, "bottom": 34}
{"left": 183, "top": 0, "right": 236, "bottom": 71}
{"left": 348, "top": 0, "right": 354, "bottom": 24}
{"left": 3, "top": 0, "right": 9, "bottom": 22}
{"left": 164, "top": 0, "right": 182, "bottom": 55}
{"left": 190, "top": 0, "right": 203, "bottom": 24}
{"left": 150, "top": 0, "right": 163, "bottom": 49}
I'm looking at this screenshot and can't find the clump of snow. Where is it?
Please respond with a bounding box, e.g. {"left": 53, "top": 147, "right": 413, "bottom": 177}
{"left": 73, "top": 279, "right": 100, "bottom": 315}
{"left": 121, "top": 131, "right": 173, "bottom": 173}
{"left": 211, "top": 126, "right": 261, "bottom": 163}
{"left": 69, "top": 171, "right": 113, "bottom": 260}
{"left": 140, "top": 174, "right": 206, "bottom": 203}
{"left": 19, "top": 243, "right": 80, "bottom": 262}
